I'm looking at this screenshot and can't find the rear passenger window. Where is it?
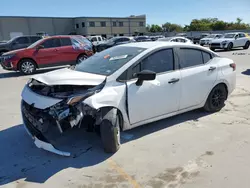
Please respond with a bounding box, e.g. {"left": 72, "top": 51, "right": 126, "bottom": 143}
{"left": 42, "top": 38, "right": 61, "bottom": 48}
{"left": 202, "top": 51, "right": 212, "bottom": 63}
{"left": 30, "top": 36, "right": 41, "bottom": 43}
{"left": 179, "top": 49, "right": 203, "bottom": 69}
{"left": 141, "top": 49, "right": 174, "bottom": 73}
{"left": 60, "top": 38, "right": 72, "bottom": 46}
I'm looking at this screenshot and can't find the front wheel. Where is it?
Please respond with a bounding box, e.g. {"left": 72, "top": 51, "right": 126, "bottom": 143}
{"left": 19, "top": 59, "right": 36, "bottom": 75}
{"left": 203, "top": 84, "right": 228, "bottom": 112}
{"left": 100, "top": 108, "right": 121, "bottom": 153}
{"left": 227, "top": 42, "right": 233, "bottom": 51}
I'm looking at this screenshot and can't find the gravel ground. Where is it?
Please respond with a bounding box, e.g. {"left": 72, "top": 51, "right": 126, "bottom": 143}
{"left": 0, "top": 47, "right": 250, "bottom": 188}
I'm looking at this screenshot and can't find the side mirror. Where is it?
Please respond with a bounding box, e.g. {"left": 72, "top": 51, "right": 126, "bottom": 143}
{"left": 135, "top": 70, "right": 156, "bottom": 86}
{"left": 36, "top": 45, "right": 44, "bottom": 50}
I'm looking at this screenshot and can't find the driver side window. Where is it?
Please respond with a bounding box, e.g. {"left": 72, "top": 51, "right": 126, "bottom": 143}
{"left": 131, "top": 49, "right": 174, "bottom": 79}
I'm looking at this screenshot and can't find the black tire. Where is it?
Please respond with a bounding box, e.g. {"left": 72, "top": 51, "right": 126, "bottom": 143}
{"left": 227, "top": 42, "right": 233, "bottom": 51}
{"left": 200, "top": 44, "right": 204, "bottom": 46}
{"left": 76, "top": 54, "right": 88, "bottom": 64}
{"left": 18, "top": 59, "right": 36, "bottom": 75}
{"left": 204, "top": 84, "right": 228, "bottom": 112}
{"left": 100, "top": 108, "right": 121, "bottom": 153}
{"left": 243, "top": 41, "right": 250, "bottom": 49}
{"left": 210, "top": 48, "right": 215, "bottom": 51}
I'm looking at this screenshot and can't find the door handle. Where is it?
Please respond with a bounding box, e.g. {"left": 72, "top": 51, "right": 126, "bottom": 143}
{"left": 54, "top": 49, "right": 58, "bottom": 51}
{"left": 208, "top": 66, "right": 216, "bottom": 71}
{"left": 168, "top": 78, "right": 180, "bottom": 84}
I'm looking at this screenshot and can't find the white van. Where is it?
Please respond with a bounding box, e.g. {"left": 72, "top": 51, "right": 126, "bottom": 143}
{"left": 87, "top": 36, "right": 106, "bottom": 46}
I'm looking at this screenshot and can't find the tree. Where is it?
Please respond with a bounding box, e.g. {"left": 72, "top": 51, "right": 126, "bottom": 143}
{"left": 149, "top": 24, "right": 163, "bottom": 32}
{"left": 146, "top": 24, "right": 151, "bottom": 32}
{"left": 162, "top": 22, "right": 183, "bottom": 32}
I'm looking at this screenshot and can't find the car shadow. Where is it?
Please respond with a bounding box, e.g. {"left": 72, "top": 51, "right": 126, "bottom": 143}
{"left": 121, "top": 109, "right": 210, "bottom": 143}
{"left": 0, "top": 67, "right": 65, "bottom": 79}
{"left": 242, "top": 69, "right": 250, "bottom": 76}
{"left": 214, "top": 48, "right": 244, "bottom": 52}
{"left": 0, "top": 109, "right": 210, "bottom": 186}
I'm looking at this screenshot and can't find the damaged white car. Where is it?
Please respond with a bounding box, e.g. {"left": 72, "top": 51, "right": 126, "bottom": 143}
{"left": 21, "top": 42, "right": 236, "bottom": 156}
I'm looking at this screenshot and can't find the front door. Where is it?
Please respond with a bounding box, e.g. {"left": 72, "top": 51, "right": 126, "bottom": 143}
{"left": 34, "top": 38, "right": 61, "bottom": 67}
{"left": 177, "top": 48, "right": 218, "bottom": 110}
{"left": 126, "top": 48, "right": 181, "bottom": 124}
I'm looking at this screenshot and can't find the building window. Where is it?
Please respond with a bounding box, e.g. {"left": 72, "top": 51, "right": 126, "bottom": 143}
{"left": 82, "top": 22, "right": 85, "bottom": 27}
{"left": 139, "top": 22, "right": 144, "bottom": 27}
{"left": 89, "top": 22, "right": 95, "bottom": 27}
{"left": 113, "top": 22, "right": 117, "bottom": 27}
{"left": 100, "top": 21, "right": 106, "bottom": 27}
{"left": 76, "top": 24, "right": 79, "bottom": 29}
{"left": 119, "top": 22, "right": 123, "bottom": 27}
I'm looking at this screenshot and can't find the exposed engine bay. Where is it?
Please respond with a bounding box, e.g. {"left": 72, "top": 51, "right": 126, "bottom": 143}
{"left": 21, "top": 78, "right": 105, "bottom": 156}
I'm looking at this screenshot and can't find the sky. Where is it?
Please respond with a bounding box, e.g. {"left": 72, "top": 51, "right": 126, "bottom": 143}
{"left": 1, "top": 0, "right": 250, "bottom": 26}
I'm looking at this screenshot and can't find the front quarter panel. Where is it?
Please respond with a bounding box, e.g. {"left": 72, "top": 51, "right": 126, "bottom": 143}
{"left": 83, "top": 82, "right": 131, "bottom": 130}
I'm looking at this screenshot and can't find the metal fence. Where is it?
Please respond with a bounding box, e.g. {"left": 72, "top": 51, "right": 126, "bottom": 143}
{"left": 146, "top": 30, "right": 250, "bottom": 37}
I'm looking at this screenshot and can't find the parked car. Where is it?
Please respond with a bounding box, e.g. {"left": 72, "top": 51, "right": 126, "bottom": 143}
{"left": 21, "top": 42, "right": 236, "bottom": 155}
{"left": 150, "top": 35, "right": 165, "bottom": 41}
{"left": 0, "top": 35, "right": 93, "bottom": 74}
{"left": 209, "top": 32, "right": 250, "bottom": 51}
{"left": 0, "top": 35, "right": 42, "bottom": 55}
{"left": 95, "top": 36, "right": 135, "bottom": 52}
{"left": 199, "top": 34, "right": 223, "bottom": 46}
{"left": 134, "top": 36, "right": 152, "bottom": 42}
{"left": 158, "top": 36, "right": 193, "bottom": 44}
{"left": 87, "top": 35, "right": 106, "bottom": 46}
{"left": 193, "top": 33, "right": 210, "bottom": 44}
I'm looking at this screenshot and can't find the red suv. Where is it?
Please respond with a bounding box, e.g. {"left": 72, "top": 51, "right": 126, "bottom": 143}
{"left": 0, "top": 35, "right": 93, "bottom": 74}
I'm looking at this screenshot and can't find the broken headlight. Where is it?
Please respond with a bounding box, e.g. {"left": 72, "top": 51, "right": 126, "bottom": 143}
{"left": 67, "top": 79, "right": 106, "bottom": 106}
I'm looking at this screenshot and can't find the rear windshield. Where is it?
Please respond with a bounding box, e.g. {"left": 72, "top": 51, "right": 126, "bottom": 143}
{"left": 75, "top": 46, "right": 146, "bottom": 76}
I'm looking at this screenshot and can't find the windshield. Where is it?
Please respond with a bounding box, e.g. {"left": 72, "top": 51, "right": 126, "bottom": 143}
{"left": 223, "top": 34, "right": 236, "bottom": 38}
{"left": 206, "top": 34, "right": 216, "bottom": 38}
{"left": 75, "top": 46, "right": 146, "bottom": 76}
{"left": 27, "top": 38, "right": 44, "bottom": 48}
{"left": 159, "top": 37, "right": 171, "bottom": 41}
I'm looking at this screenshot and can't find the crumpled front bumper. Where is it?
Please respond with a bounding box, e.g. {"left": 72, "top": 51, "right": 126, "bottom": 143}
{"left": 21, "top": 101, "right": 71, "bottom": 157}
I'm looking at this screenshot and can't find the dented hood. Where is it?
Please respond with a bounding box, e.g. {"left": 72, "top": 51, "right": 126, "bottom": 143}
{"left": 31, "top": 68, "right": 106, "bottom": 86}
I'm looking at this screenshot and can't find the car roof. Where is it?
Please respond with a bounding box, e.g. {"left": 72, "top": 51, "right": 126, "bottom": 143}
{"left": 121, "top": 41, "right": 195, "bottom": 49}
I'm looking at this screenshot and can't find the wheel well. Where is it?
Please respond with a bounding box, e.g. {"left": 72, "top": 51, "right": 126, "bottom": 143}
{"left": 77, "top": 53, "right": 87, "bottom": 60}
{"left": 215, "top": 83, "right": 228, "bottom": 99}
{"left": 17, "top": 58, "right": 38, "bottom": 70}
{"left": 99, "top": 107, "right": 124, "bottom": 131}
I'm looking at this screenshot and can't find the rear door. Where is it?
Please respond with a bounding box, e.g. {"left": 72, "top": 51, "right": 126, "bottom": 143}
{"left": 59, "top": 37, "right": 78, "bottom": 65}
{"left": 11, "top": 36, "right": 30, "bottom": 50}
{"left": 238, "top": 33, "right": 248, "bottom": 46}
{"left": 177, "top": 48, "right": 218, "bottom": 110}
{"left": 34, "top": 38, "right": 61, "bottom": 67}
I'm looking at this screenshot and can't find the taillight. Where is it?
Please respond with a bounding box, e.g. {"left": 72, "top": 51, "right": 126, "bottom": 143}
{"left": 230, "top": 63, "right": 236, "bottom": 71}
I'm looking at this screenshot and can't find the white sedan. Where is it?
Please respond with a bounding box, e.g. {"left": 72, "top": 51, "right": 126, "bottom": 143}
{"left": 21, "top": 42, "right": 236, "bottom": 155}
{"left": 158, "top": 36, "right": 193, "bottom": 44}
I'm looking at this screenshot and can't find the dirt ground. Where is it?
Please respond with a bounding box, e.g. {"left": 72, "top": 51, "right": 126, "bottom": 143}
{"left": 0, "top": 47, "right": 250, "bottom": 188}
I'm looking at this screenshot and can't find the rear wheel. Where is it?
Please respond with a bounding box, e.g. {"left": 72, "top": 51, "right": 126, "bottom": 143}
{"left": 204, "top": 84, "right": 227, "bottom": 112}
{"left": 19, "top": 59, "right": 36, "bottom": 75}
{"left": 100, "top": 108, "right": 121, "bottom": 153}
{"left": 243, "top": 41, "right": 250, "bottom": 49}
{"left": 76, "top": 54, "right": 88, "bottom": 64}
